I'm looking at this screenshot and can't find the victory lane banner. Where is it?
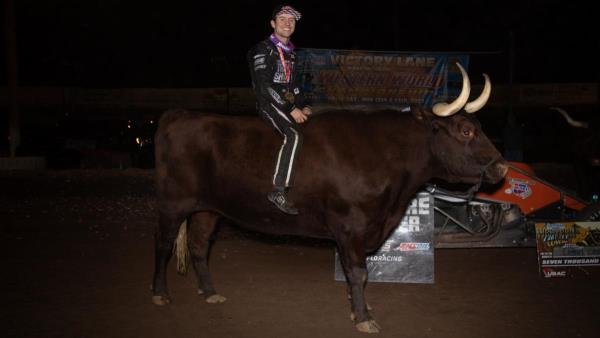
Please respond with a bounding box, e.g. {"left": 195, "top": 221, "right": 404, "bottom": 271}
{"left": 296, "top": 49, "right": 469, "bottom": 109}
{"left": 335, "top": 192, "right": 434, "bottom": 283}
{"left": 535, "top": 222, "right": 600, "bottom": 278}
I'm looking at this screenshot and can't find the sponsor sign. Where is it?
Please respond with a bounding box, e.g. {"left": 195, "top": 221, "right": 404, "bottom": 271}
{"left": 535, "top": 222, "right": 600, "bottom": 278}
{"left": 296, "top": 49, "right": 469, "bottom": 109}
{"left": 335, "top": 192, "right": 434, "bottom": 283}
{"left": 505, "top": 178, "right": 533, "bottom": 199}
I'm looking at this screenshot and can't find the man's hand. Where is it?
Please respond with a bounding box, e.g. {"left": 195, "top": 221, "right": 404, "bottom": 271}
{"left": 302, "top": 106, "right": 312, "bottom": 116}
{"left": 291, "top": 108, "right": 309, "bottom": 123}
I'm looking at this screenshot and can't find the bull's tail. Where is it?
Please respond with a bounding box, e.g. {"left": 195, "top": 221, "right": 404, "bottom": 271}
{"left": 173, "top": 219, "right": 189, "bottom": 275}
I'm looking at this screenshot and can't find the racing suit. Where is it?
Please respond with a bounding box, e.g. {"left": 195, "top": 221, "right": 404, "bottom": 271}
{"left": 247, "top": 36, "right": 310, "bottom": 188}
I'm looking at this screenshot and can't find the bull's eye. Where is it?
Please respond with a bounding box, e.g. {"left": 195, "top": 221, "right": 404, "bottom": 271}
{"left": 462, "top": 128, "right": 473, "bottom": 138}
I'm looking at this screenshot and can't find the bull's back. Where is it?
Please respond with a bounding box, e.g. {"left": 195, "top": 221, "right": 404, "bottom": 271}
{"left": 155, "top": 109, "right": 425, "bottom": 199}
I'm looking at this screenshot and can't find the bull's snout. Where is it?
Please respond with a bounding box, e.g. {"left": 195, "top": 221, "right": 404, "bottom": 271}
{"left": 485, "top": 159, "right": 508, "bottom": 184}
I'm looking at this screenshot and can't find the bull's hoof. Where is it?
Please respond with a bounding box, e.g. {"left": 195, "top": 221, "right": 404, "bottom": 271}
{"left": 356, "top": 320, "right": 381, "bottom": 333}
{"left": 205, "top": 294, "right": 227, "bottom": 304}
{"left": 152, "top": 295, "right": 171, "bottom": 306}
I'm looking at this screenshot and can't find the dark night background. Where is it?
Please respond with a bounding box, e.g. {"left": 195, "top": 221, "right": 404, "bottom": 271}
{"left": 2, "top": 0, "right": 598, "bottom": 87}
{"left": 2, "top": 4, "right": 600, "bottom": 336}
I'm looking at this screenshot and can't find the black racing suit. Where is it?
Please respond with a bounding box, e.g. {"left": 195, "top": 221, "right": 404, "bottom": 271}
{"left": 247, "top": 38, "right": 310, "bottom": 188}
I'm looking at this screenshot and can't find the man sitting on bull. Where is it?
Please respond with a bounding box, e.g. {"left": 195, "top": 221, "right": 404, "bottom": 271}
{"left": 247, "top": 4, "right": 312, "bottom": 215}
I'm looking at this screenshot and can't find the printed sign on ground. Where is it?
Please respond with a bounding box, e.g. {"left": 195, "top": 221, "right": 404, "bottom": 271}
{"left": 535, "top": 222, "right": 600, "bottom": 278}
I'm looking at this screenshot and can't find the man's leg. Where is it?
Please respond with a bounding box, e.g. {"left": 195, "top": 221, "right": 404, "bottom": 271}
{"left": 272, "top": 124, "right": 303, "bottom": 188}
{"left": 260, "top": 105, "right": 303, "bottom": 215}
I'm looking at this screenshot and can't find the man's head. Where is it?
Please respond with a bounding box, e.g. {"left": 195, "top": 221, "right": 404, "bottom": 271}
{"left": 270, "top": 5, "right": 301, "bottom": 42}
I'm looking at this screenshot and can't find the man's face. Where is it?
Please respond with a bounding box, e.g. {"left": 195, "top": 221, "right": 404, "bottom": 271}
{"left": 270, "top": 13, "right": 296, "bottom": 40}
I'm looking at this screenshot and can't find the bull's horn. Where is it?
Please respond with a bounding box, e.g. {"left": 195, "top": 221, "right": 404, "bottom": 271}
{"left": 432, "top": 62, "right": 471, "bottom": 117}
{"left": 550, "top": 107, "right": 589, "bottom": 128}
{"left": 464, "top": 74, "right": 491, "bottom": 113}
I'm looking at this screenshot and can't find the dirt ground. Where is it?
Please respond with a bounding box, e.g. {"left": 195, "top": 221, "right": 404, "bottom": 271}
{"left": 1, "top": 169, "right": 599, "bottom": 338}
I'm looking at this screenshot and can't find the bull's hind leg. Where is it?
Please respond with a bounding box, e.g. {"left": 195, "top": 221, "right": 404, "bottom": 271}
{"left": 188, "top": 211, "right": 226, "bottom": 304}
{"left": 152, "top": 210, "right": 187, "bottom": 306}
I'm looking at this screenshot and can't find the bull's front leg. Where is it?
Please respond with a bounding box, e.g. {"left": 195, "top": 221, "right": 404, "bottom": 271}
{"left": 335, "top": 234, "right": 381, "bottom": 333}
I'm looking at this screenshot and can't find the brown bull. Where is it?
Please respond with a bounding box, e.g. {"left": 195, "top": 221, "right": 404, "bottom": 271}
{"left": 151, "top": 63, "right": 507, "bottom": 333}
